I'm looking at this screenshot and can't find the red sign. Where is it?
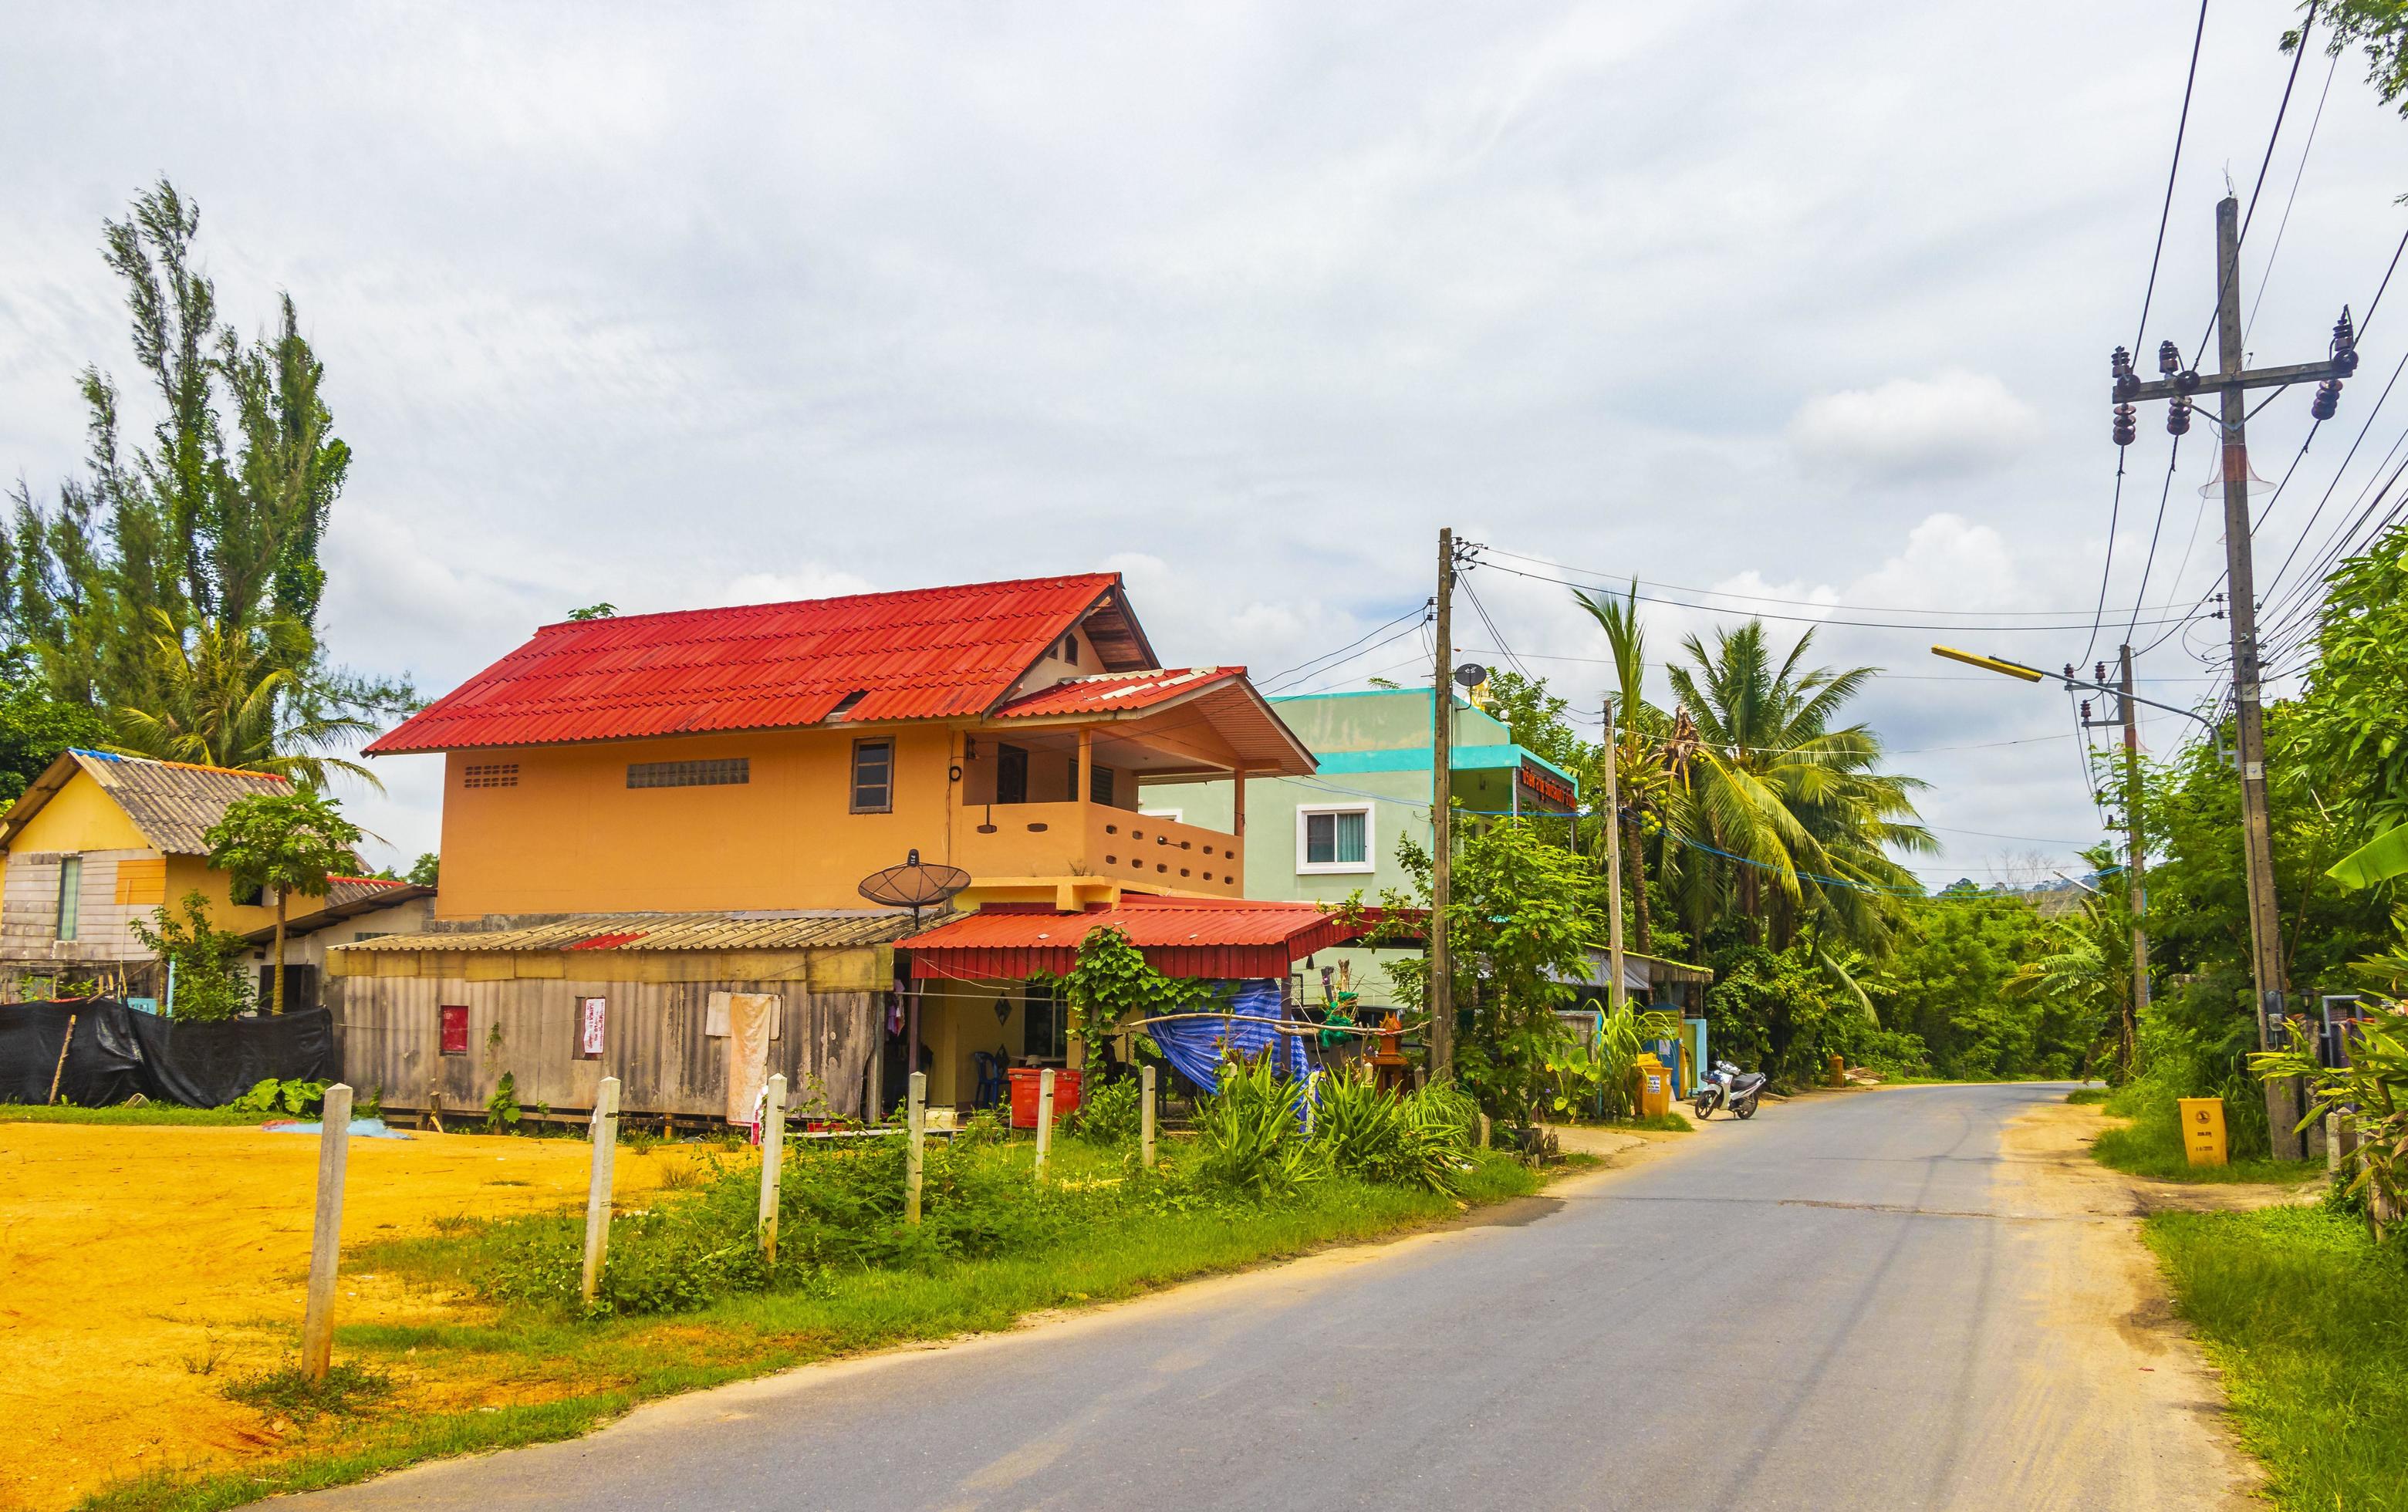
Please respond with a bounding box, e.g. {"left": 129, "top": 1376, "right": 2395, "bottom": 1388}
{"left": 440, "top": 1004, "right": 469, "bottom": 1055}
{"left": 578, "top": 997, "right": 606, "bottom": 1059}
{"left": 1518, "top": 759, "right": 1577, "bottom": 810}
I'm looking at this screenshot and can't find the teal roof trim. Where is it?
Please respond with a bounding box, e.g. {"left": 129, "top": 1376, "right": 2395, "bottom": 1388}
{"left": 1311, "top": 744, "right": 1579, "bottom": 791}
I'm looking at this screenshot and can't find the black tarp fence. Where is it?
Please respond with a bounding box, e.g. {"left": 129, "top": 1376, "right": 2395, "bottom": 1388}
{"left": 0, "top": 1000, "right": 335, "bottom": 1108}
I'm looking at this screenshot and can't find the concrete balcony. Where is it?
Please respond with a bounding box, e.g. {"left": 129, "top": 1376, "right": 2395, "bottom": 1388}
{"left": 950, "top": 801, "right": 1245, "bottom": 899}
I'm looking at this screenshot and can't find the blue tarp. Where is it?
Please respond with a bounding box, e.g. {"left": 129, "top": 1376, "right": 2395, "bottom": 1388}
{"left": 1147, "top": 979, "right": 1309, "bottom": 1093}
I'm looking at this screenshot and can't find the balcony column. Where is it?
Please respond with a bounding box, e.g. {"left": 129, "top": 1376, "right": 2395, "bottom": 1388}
{"left": 1076, "top": 727, "right": 1094, "bottom": 806}
{"left": 1231, "top": 766, "right": 1245, "bottom": 837}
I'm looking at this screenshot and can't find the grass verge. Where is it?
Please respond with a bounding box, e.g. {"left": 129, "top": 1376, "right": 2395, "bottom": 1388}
{"left": 79, "top": 1139, "right": 1551, "bottom": 1512}
{"left": 2089, "top": 1111, "right": 2322, "bottom": 1185}
{"left": 2146, "top": 1203, "right": 2408, "bottom": 1512}
{"left": 0, "top": 1102, "right": 265, "bottom": 1126}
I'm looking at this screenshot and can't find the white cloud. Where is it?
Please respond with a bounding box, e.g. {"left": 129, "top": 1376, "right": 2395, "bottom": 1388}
{"left": 1787, "top": 370, "right": 2044, "bottom": 484}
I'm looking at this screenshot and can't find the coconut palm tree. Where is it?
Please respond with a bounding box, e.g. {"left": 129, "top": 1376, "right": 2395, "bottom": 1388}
{"left": 109, "top": 610, "right": 379, "bottom": 789}
{"left": 1659, "top": 620, "right": 1935, "bottom": 951}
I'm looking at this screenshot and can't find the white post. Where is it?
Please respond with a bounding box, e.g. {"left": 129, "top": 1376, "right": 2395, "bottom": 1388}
{"left": 580, "top": 1076, "right": 620, "bottom": 1307}
{"left": 904, "top": 1072, "right": 926, "bottom": 1225}
{"left": 1035, "top": 1067, "right": 1055, "bottom": 1180}
{"left": 299, "top": 1083, "right": 353, "bottom": 1381}
{"left": 758, "top": 1073, "right": 785, "bottom": 1264}
{"left": 1140, "top": 1064, "right": 1157, "bottom": 1170}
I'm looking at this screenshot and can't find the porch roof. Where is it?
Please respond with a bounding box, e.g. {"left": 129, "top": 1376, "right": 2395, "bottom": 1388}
{"left": 902, "top": 895, "right": 1397, "bottom": 981}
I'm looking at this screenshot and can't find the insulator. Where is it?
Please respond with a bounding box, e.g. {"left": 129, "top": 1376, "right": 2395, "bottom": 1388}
{"left": 2095, "top": 663, "right": 2108, "bottom": 683}
{"left": 2312, "top": 380, "right": 2339, "bottom": 421}
{"left": 2332, "top": 307, "right": 2359, "bottom": 376}
{"left": 2112, "top": 403, "right": 2137, "bottom": 446}
{"left": 2110, "top": 346, "right": 2133, "bottom": 376}
{"left": 2176, "top": 367, "right": 2200, "bottom": 394}
{"left": 2167, "top": 395, "right": 2192, "bottom": 435}
{"left": 2062, "top": 664, "right": 2076, "bottom": 680}
{"left": 2081, "top": 700, "right": 2093, "bottom": 720}
{"left": 2111, "top": 346, "right": 2140, "bottom": 402}
{"left": 2158, "top": 340, "right": 2180, "bottom": 376}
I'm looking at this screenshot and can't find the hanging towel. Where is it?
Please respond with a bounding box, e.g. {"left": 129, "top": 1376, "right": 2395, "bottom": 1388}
{"left": 724, "top": 992, "right": 780, "bottom": 1126}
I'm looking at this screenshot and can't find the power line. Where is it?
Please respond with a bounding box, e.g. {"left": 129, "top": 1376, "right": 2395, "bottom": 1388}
{"left": 1256, "top": 601, "right": 1430, "bottom": 691}
{"left": 2138, "top": 0, "right": 2214, "bottom": 353}
{"left": 2123, "top": 432, "right": 2187, "bottom": 646}
{"left": 2188, "top": 0, "right": 2322, "bottom": 365}
{"left": 2244, "top": 41, "right": 2343, "bottom": 343}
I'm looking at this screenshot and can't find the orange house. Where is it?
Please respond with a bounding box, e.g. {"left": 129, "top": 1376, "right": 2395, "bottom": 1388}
{"left": 365, "top": 573, "right": 1318, "bottom": 920}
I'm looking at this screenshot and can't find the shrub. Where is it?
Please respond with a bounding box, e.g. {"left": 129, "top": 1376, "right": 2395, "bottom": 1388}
{"left": 1066, "top": 1075, "right": 1140, "bottom": 1144}
{"left": 1193, "top": 1056, "right": 1321, "bottom": 1196}
{"left": 225, "top": 1360, "right": 393, "bottom": 1423}
{"left": 484, "top": 1072, "right": 522, "bottom": 1133}
{"left": 228, "top": 1078, "right": 327, "bottom": 1118}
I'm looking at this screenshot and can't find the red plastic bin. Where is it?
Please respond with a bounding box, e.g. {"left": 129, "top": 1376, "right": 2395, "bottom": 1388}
{"left": 1007, "top": 1066, "right": 1082, "bottom": 1129}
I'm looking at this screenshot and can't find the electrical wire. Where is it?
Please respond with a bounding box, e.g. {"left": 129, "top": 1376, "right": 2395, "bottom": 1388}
{"left": 2244, "top": 42, "right": 2342, "bottom": 343}
{"left": 1256, "top": 602, "right": 1430, "bottom": 692}
{"left": 1472, "top": 545, "right": 2192, "bottom": 619}
{"left": 2124, "top": 433, "right": 2186, "bottom": 646}
{"left": 2139, "top": 0, "right": 2214, "bottom": 355}
{"left": 2189, "top": 1, "right": 2322, "bottom": 366}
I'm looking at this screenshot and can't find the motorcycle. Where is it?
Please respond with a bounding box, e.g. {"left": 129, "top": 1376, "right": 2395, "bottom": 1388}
{"left": 1692, "top": 1059, "right": 1766, "bottom": 1120}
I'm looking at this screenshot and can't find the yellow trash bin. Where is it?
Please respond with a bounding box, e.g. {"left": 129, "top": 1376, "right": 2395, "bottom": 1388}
{"left": 1633, "top": 1055, "right": 1672, "bottom": 1117}
{"left": 2178, "top": 1096, "right": 2228, "bottom": 1167}
{"left": 1828, "top": 1054, "right": 1846, "bottom": 1088}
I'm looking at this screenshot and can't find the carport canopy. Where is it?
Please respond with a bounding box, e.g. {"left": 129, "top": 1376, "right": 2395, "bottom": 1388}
{"left": 901, "top": 895, "right": 1407, "bottom": 981}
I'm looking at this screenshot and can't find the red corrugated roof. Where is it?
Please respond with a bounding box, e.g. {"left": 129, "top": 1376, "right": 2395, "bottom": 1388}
{"left": 991, "top": 667, "right": 1242, "bottom": 719}
{"left": 901, "top": 895, "right": 1398, "bottom": 981}
{"left": 366, "top": 574, "right": 1126, "bottom": 754}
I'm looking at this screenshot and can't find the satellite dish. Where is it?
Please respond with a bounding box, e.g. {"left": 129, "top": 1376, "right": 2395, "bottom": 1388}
{"left": 858, "top": 848, "right": 971, "bottom": 911}
{"left": 1453, "top": 663, "right": 1489, "bottom": 690}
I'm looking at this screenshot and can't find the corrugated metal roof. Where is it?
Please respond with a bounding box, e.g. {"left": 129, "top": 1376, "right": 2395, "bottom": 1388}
{"left": 902, "top": 896, "right": 1393, "bottom": 980}
{"left": 334, "top": 910, "right": 928, "bottom": 954}
{"left": 992, "top": 667, "right": 1241, "bottom": 719}
{"left": 0, "top": 749, "right": 292, "bottom": 856}
{"left": 364, "top": 575, "right": 1136, "bottom": 755}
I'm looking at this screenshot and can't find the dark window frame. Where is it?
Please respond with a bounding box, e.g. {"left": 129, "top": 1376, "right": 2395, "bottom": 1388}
{"left": 55, "top": 855, "right": 80, "bottom": 941}
{"left": 1089, "top": 764, "right": 1114, "bottom": 805}
{"left": 626, "top": 758, "right": 750, "bottom": 789}
{"left": 850, "top": 738, "right": 894, "bottom": 814}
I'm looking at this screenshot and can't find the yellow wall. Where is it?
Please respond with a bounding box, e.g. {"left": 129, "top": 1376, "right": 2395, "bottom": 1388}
{"left": 8, "top": 773, "right": 152, "bottom": 854}
{"left": 164, "top": 853, "right": 282, "bottom": 934}
{"left": 431, "top": 725, "right": 972, "bottom": 917}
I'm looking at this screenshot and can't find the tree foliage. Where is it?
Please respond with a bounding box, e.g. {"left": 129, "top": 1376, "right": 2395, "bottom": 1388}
{"left": 204, "top": 789, "right": 365, "bottom": 1014}
{"left": 127, "top": 891, "right": 255, "bottom": 1022}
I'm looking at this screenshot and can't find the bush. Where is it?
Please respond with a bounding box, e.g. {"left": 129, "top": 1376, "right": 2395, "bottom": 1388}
{"left": 1193, "top": 1056, "right": 1320, "bottom": 1196}
{"left": 1311, "top": 1075, "right": 1473, "bottom": 1193}
{"left": 228, "top": 1078, "right": 327, "bottom": 1118}
{"left": 1066, "top": 1075, "right": 1140, "bottom": 1144}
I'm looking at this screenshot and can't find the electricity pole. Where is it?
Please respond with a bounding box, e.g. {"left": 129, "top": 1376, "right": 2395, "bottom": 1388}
{"left": 1428, "top": 527, "right": 1454, "bottom": 1081}
{"left": 2118, "top": 645, "right": 2148, "bottom": 1077}
{"left": 1602, "top": 695, "right": 1626, "bottom": 1014}
{"left": 2116, "top": 193, "right": 2356, "bottom": 1160}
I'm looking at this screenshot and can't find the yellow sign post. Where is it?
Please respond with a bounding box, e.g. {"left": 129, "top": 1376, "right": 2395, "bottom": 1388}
{"left": 2178, "top": 1096, "right": 2228, "bottom": 1167}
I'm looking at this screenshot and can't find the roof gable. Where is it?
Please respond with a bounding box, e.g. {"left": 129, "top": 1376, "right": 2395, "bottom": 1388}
{"left": 0, "top": 750, "right": 290, "bottom": 856}
{"left": 366, "top": 573, "right": 1158, "bottom": 755}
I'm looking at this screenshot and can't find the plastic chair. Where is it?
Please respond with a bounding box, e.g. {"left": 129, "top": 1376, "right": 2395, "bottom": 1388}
{"left": 972, "top": 1051, "right": 1006, "bottom": 1109}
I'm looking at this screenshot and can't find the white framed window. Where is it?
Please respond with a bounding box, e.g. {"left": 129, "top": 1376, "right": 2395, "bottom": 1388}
{"left": 1296, "top": 804, "right": 1373, "bottom": 874}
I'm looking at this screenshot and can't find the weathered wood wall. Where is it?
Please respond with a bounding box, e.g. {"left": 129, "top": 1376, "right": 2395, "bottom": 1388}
{"left": 334, "top": 974, "right": 882, "bottom": 1120}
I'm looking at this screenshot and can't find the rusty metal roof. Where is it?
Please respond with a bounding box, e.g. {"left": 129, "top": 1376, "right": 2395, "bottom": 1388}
{"left": 364, "top": 574, "right": 1150, "bottom": 755}
{"left": 333, "top": 909, "right": 930, "bottom": 954}
{"left": 0, "top": 749, "right": 291, "bottom": 856}
{"left": 244, "top": 879, "right": 436, "bottom": 946}
{"left": 902, "top": 896, "right": 1393, "bottom": 981}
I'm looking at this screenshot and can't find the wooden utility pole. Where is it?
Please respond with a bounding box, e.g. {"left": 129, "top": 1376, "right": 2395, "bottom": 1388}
{"left": 580, "top": 1076, "right": 620, "bottom": 1306}
{"left": 1601, "top": 696, "right": 1626, "bottom": 1014}
{"left": 757, "top": 1073, "right": 785, "bottom": 1264}
{"left": 2119, "top": 194, "right": 2352, "bottom": 1160}
{"left": 300, "top": 1083, "right": 353, "bottom": 1381}
{"left": 2117, "top": 646, "right": 2148, "bottom": 1079}
{"left": 1428, "top": 527, "right": 1455, "bottom": 1080}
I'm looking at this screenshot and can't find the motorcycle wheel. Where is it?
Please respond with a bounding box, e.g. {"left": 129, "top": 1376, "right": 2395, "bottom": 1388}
{"left": 1692, "top": 1095, "right": 1713, "bottom": 1120}
{"left": 1736, "top": 1095, "right": 1759, "bottom": 1120}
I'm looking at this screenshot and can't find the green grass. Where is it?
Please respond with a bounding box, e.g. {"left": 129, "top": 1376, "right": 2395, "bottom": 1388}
{"left": 2089, "top": 1107, "right": 2322, "bottom": 1185}
{"left": 2146, "top": 1203, "right": 2408, "bottom": 1511}
{"left": 1616, "top": 1113, "right": 1694, "bottom": 1132}
{"left": 78, "top": 1138, "right": 1551, "bottom": 1512}
{"left": 0, "top": 1102, "right": 265, "bottom": 1126}
{"left": 2063, "top": 1086, "right": 2113, "bottom": 1105}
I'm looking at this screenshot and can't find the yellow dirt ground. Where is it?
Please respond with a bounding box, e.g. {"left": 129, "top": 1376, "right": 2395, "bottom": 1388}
{"left": 0, "top": 1122, "right": 705, "bottom": 1512}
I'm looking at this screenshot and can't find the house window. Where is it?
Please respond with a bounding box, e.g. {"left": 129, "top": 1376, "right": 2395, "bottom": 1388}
{"left": 996, "top": 743, "right": 1028, "bottom": 805}
{"left": 577, "top": 997, "right": 606, "bottom": 1059}
{"left": 55, "top": 856, "right": 80, "bottom": 941}
{"left": 440, "top": 1004, "right": 470, "bottom": 1055}
{"left": 1022, "top": 981, "right": 1065, "bottom": 1060}
{"left": 851, "top": 739, "right": 893, "bottom": 813}
{"left": 463, "top": 762, "right": 518, "bottom": 788}
{"left": 1089, "top": 764, "right": 1115, "bottom": 805}
{"left": 627, "top": 758, "right": 748, "bottom": 789}
{"left": 1061, "top": 633, "right": 1079, "bottom": 665}
{"left": 1298, "top": 805, "right": 1373, "bottom": 874}
{"left": 231, "top": 880, "right": 265, "bottom": 907}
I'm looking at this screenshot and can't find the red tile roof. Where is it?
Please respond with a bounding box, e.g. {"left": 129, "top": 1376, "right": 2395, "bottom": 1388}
{"left": 366, "top": 574, "right": 1132, "bottom": 754}
{"left": 902, "top": 895, "right": 1399, "bottom": 980}
{"left": 991, "top": 667, "right": 1242, "bottom": 719}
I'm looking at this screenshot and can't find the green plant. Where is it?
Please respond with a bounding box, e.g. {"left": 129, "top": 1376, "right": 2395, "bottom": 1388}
{"left": 225, "top": 1360, "right": 394, "bottom": 1423}
{"left": 1192, "top": 1055, "right": 1321, "bottom": 1196}
{"left": 127, "top": 891, "right": 254, "bottom": 1023}
{"left": 1309, "top": 1074, "right": 1474, "bottom": 1193}
{"left": 2254, "top": 997, "right": 2408, "bottom": 1243}
{"left": 229, "top": 1077, "right": 328, "bottom": 1118}
{"left": 484, "top": 1072, "right": 522, "bottom": 1133}
{"left": 1036, "top": 926, "right": 1216, "bottom": 1065}
{"left": 1066, "top": 1076, "right": 1140, "bottom": 1144}
{"left": 204, "top": 788, "right": 365, "bottom": 1014}
{"left": 1546, "top": 1001, "right": 1681, "bottom": 1119}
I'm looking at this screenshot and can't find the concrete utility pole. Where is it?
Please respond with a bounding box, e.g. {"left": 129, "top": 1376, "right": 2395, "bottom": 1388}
{"left": 2118, "top": 194, "right": 2356, "bottom": 1159}
{"left": 1428, "top": 527, "right": 1455, "bottom": 1080}
{"left": 1601, "top": 695, "right": 1626, "bottom": 1014}
{"left": 2118, "top": 646, "right": 2148, "bottom": 1078}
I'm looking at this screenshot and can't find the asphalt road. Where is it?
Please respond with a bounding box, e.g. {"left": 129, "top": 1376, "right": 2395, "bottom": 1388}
{"left": 288, "top": 1083, "right": 2252, "bottom": 1511}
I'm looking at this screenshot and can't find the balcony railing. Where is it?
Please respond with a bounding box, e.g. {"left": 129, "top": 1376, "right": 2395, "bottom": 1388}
{"left": 951, "top": 802, "right": 1245, "bottom": 896}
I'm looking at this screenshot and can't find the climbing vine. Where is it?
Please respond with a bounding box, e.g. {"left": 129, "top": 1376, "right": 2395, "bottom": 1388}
{"left": 1035, "top": 926, "right": 1214, "bottom": 1065}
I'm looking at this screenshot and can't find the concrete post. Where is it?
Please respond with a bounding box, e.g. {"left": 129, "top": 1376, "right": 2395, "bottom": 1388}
{"left": 904, "top": 1072, "right": 926, "bottom": 1225}
{"left": 758, "top": 1073, "right": 785, "bottom": 1264}
{"left": 1035, "top": 1067, "right": 1056, "bottom": 1180}
{"left": 299, "top": 1083, "right": 353, "bottom": 1381}
{"left": 580, "top": 1076, "right": 620, "bottom": 1307}
{"left": 1140, "top": 1064, "right": 1157, "bottom": 1170}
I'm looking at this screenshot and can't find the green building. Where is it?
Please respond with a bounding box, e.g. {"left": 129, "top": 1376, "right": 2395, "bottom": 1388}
{"left": 1143, "top": 687, "right": 1580, "bottom": 907}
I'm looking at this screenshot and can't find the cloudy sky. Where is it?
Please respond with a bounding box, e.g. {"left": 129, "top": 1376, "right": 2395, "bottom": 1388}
{"left": 5, "top": 1, "right": 2403, "bottom": 884}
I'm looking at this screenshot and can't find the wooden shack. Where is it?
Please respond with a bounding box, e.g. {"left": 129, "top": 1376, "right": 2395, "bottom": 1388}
{"left": 327, "top": 910, "right": 920, "bottom": 1126}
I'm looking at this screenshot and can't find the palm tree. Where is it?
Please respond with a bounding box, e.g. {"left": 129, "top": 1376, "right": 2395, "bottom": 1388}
{"left": 109, "top": 610, "right": 378, "bottom": 789}
{"left": 1577, "top": 582, "right": 1672, "bottom": 952}
{"left": 1659, "top": 621, "right": 1935, "bottom": 951}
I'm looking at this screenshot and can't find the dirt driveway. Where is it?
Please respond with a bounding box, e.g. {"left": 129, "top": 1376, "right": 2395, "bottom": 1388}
{"left": 0, "top": 1120, "right": 700, "bottom": 1512}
